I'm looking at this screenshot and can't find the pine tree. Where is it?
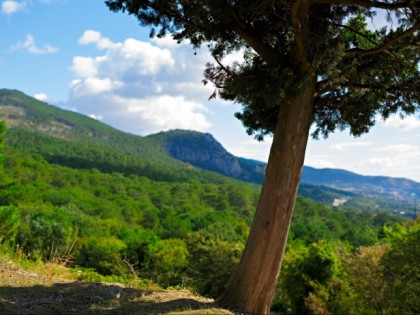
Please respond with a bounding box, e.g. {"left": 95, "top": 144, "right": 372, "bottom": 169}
{"left": 106, "top": 1, "right": 419, "bottom": 313}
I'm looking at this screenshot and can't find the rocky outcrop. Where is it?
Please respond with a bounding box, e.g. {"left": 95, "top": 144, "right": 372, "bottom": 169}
{"left": 165, "top": 132, "right": 243, "bottom": 177}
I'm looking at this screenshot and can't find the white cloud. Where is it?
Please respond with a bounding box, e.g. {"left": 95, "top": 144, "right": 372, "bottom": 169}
{"left": 74, "top": 31, "right": 175, "bottom": 78}
{"left": 361, "top": 157, "right": 405, "bottom": 168}
{"left": 78, "top": 30, "right": 115, "bottom": 49}
{"left": 373, "top": 144, "right": 418, "bottom": 153}
{"left": 330, "top": 141, "right": 371, "bottom": 151}
{"left": 352, "top": 142, "right": 420, "bottom": 179}
{"left": 382, "top": 115, "right": 420, "bottom": 131}
{"left": 151, "top": 35, "right": 186, "bottom": 48}
{"left": 70, "top": 94, "right": 211, "bottom": 135}
{"left": 71, "top": 77, "right": 124, "bottom": 96}
{"left": 229, "top": 139, "right": 272, "bottom": 161}
{"left": 11, "top": 34, "right": 59, "bottom": 54}
{"left": 305, "top": 155, "right": 336, "bottom": 169}
{"left": 33, "top": 93, "right": 49, "bottom": 102}
{"left": 68, "top": 30, "right": 213, "bottom": 135}
{"left": 1, "top": 0, "right": 26, "bottom": 15}
{"left": 71, "top": 56, "right": 99, "bottom": 78}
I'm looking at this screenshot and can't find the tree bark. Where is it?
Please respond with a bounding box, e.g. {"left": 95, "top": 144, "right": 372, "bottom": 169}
{"left": 218, "top": 77, "right": 316, "bottom": 314}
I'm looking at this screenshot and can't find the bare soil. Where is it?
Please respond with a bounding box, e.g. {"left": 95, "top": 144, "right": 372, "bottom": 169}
{"left": 0, "top": 260, "right": 233, "bottom": 315}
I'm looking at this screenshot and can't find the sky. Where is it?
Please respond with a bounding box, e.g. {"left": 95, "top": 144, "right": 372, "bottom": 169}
{"left": 1, "top": 1, "right": 420, "bottom": 181}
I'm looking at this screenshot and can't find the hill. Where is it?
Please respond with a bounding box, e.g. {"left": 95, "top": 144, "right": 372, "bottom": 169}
{"left": 146, "top": 130, "right": 265, "bottom": 183}
{"left": 147, "top": 127, "right": 420, "bottom": 204}
{"left": 0, "top": 89, "right": 237, "bottom": 184}
{"left": 147, "top": 127, "right": 419, "bottom": 217}
{"left": 1, "top": 89, "right": 417, "bottom": 218}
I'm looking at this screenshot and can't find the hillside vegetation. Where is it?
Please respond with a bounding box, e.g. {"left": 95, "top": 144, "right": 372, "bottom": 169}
{"left": 0, "top": 89, "right": 419, "bottom": 314}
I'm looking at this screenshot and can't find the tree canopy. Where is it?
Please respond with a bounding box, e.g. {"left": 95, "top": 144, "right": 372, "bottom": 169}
{"left": 106, "top": 0, "right": 419, "bottom": 139}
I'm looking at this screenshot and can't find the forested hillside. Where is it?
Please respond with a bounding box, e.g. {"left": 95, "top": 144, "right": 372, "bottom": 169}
{"left": 0, "top": 89, "right": 418, "bottom": 314}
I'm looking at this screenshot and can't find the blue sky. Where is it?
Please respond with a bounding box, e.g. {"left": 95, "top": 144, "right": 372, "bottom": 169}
{"left": 1, "top": 1, "right": 420, "bottom": 181}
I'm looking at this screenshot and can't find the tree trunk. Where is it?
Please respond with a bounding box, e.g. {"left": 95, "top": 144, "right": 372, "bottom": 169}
{"left": 218, "top": 78, "right": 316, "bottom": 314}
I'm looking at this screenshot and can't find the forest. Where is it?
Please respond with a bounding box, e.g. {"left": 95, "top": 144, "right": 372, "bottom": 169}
{"left": 0, "top": 128, "right": 418, "bottom": 314}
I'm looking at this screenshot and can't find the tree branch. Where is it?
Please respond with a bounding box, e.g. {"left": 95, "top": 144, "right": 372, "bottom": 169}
{"left": 229, "top": 13, "right": 279, "bottom": 64}
{"left": 335, "top": 23, "right": 380, "bottom": 46}
{"left": 310, "top": 0, "right": 413, "bottom": 10}
{"left": 291, "top": 0, "right": 311, "bottom": 72}
{"left": 335, "top": 23, "right": 396, "bottom": 57}
{"left": 206, "top": 0, "right": 279, "bottom": 64}
{"left": 345, "top": 22, "right": 420, "bottom": 57}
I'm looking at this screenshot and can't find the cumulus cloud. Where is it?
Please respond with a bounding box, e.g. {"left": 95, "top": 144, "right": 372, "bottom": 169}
{"left": 33, "top": 93, "right": 49, "bottom": 102}
{"left": 382, "top": 115, "right": 420, "bottom": 131}
{"left": 151, "top": 35, "right": 186, "bottom": 48}
{"left": 1, "top": 0, "right": 26, "bottom": 15}
{"left": 78, "top": 30, "right": 116, "bottom": 49}
{"left": 68, "top": 30, "right": 217, "bottom": 135}
{"left": 11, "top": 34, "right": 59, "bottom": 54}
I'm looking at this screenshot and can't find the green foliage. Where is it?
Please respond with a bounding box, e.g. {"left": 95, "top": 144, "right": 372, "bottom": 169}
{"left": 146, "top": 238, "right": 189, "bottom": 287}
{"left": 16, "top": 205, "right": 75, "bottom": 260}
{"left": 106, "top": 1, "right": 419, "bottom": 140}
{"left": 273, "top": 241, "right": 341, "bottom": 314}
{"left": 74, "top": 236, "right": 127, "bottom": 275}
{"left": 186, "top": 233, "right": 243, "bottom": 297}
{"left": 0, "top": 206, "right": 20, "bottom": 244}
{"left": 0, "top": 145, "right": 404, "bottom": 297}
{"left": 381, "top": 219, "right": 420, "bottom": 314}
{"left": 0, "top": 92, "right": 413, "bottom": 304}
{"left": 0, "top": 120, "right": 5, "bottom": 170}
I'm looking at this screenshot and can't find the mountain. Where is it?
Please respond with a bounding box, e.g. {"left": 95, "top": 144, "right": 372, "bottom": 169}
{"left": 0, "top": 89, "right": 237, "bottom": 184}
{"left": 147, "top": 130, "right": 266, "bottom": 183}
{"left": 1, "top": 89, "right": 418, "bottom": 216}
{"left": 147, "top": 125, "right": 420, "bottom": 209}
{"left": 301, "top": 166, "right": 420, "bottom": 202}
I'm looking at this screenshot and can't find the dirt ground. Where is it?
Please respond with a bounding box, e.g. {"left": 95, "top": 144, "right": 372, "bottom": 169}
{"left": 0, "top": 260, "right": 233, "bottom": 315}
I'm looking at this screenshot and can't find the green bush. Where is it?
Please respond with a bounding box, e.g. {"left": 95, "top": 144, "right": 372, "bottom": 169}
{"left": 186, "top": 233, "right": 243, "bottom": 297}
{"left": 0, "top": 205, "right": 20, "bottom": 244}
{"left": 17, "top": 206, "right": 75, "bottom": 260}
{"left": 146, "top": 238, "right": 189, "bottom": 287}
{"left": 74, "top": 236, "right": 127, "bottom": 274}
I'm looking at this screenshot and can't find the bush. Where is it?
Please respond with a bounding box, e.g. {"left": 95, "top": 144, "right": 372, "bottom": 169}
{"left": 0, "top": 206, "right": 20, "bottom": 244}
{"left": 186, "top": 232, "right": 243, "bottom": 298}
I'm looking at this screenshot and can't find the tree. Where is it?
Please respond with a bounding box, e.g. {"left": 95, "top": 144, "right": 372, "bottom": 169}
{"left": 0, "top": 120, "right": 5, "bottom": 170}
{"left": 381, "top": 219, "right": 420, "bottom": 313}
{"left": 105, "top": 1, "right": 419, "bottom": 313}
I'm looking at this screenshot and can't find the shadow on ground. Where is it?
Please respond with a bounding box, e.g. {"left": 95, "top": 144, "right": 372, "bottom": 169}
{"left": 0, "top": 281, "right": 225, "bottom": 314}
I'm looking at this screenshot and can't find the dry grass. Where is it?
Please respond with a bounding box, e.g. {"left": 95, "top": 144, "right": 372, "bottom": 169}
{"left": 0, "top": 256, "right": 234, "bottom": 315}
